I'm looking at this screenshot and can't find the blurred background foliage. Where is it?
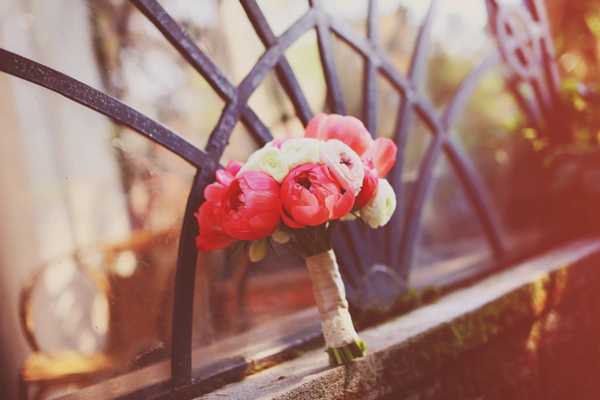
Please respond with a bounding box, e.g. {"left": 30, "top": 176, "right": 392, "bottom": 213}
{"left": 534, "top": 0, "right": 600, "bottom": 235}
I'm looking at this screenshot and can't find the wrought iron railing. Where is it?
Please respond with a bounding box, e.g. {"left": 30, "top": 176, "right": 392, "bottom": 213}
{"left": 0, "top": 0, "right": 562, "bottom": 398}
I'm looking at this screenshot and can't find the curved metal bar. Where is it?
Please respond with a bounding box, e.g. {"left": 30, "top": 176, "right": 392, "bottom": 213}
{"left": 387, "top": 99, "right": 445, "bottom": 271}
{"left": 327, "top": 15, "right": 410, "bottom": 96}
{"left": 385, "top": 94, "right": 413, "bottom": 268}
{"left": 239, "top": 106, "right": 273, "bottom": 147}
{"left": 326, "top": 12, "right": 444, "bottom": 134}
{"left": 363, "top": 0, "right": 379, "bottom": 135}
{"left": 440, "top": 50, "right": 502, "bottom": 130}
{"left": 334, "top": 1, "right": 381, "bottom": 294}
{"left": 328, "top": 6, "right": 481, "bottom": 275}
{"left": 327, "top": 11, "right": 448, "bottom": 143}
{"left": 205, "top": 9, "right": 317, "bottom": 157}
{"left": 205, "top": 101, "right": 241, "bottom": 156}
{"left": 240, "top": 0, "right": 314, "bottom": 126}
{"left": 526, "top": 0, "right": 561, "bottom": 109}
{"left": 443, "top": 138, "right": 505, "bottom": 258}
{"left": 170, "top": 164, "right": 218, "bottom": 385}
{"left": 337, "top": 221, "right": 367, "bottom": 270}
{"left": 0, "top": 48, "right": 207, "bottom": 168}
{"left": 130, "top": 0, "right": 272, "bottom": 148}
{"left": 397, "top": 132, "right": 507, "bottom": 279}
{"left": 386, "top": 0, "right": 439, "bottom": 269}
{"left": 310, "top": 0, "right": 346, "bottom": 115}
{"left": 397, "top": 133, "right": 444, "bottom": 277}
{"left": 407, "top": 0, "right": 440, "bottom": 83}
{"left": 330, "top": 8, "right": 382, "bottom": 279}
{"left": 131, "top": 0, "right": 235, "bottom": 101}
{"left": 506, "top": 75, "right": 543, "bottom": 131}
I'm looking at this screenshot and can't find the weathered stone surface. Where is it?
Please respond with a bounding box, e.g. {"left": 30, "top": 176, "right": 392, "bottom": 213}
{"left": 199, "top": 239, "right": 600, "bottom": 400}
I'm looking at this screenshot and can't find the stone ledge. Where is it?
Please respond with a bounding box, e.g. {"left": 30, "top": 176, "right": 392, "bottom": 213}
{"left": 199, "top": 238, "right": 600, "bottom": 399}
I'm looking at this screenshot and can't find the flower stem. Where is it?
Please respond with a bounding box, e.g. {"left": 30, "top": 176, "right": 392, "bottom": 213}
{"left": 326, "top": 340, "right": 367, "bottom": 365}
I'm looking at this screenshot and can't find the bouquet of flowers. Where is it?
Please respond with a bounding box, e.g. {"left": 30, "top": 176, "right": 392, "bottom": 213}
{"left": 195, "top": 113, "right": 397, "bottom": 365}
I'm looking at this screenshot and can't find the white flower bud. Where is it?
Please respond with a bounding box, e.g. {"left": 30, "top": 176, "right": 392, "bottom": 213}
{"left": 238, "top": 146, "right": 289, "bottom": 183}
{"left": 319, "top": 139, "right": 364, "bottom": 195}
{"left": 360, "top": 179, "right": 396, "bottom": 228}
{"left": 280, "top": 138, "right": 321, "bottom": 170}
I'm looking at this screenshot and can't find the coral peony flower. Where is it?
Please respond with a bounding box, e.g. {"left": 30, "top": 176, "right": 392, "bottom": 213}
{"left": 305, "top": 113, "right": 373, "bottom": 156}
{"left": 215, "top": 159, "right": 244, "bottom": 186}
{"left": 238, "top": 146, "right": 289, "bottom": 183}
{"left": 280, "top": 163, "right": 355, "bottom": 228}
{"left": 195, "top": 200, "right": 236, "bottom": 252}
{"left": 195, "top": 160, "right": 242, "bottom": 252}
{"left": 355, "top": 160, "right": 379, "bottom": 209}
{"left": 280, "top": 138, "right": 321, "bottom": 170}
{"left": 320, "top": 139, "right": 364, "bottom": 195}
{"left": 361, "top": 137, "right": 397, "bottom": 178}
{"left": 360, "top": 178, "right": 397, "bottom": 228}
{"left": 220, "top": 170, "right": 282, "bottom": 240}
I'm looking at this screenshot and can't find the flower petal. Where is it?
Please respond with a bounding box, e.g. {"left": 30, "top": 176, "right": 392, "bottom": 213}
{"left": 362, "top": 137, "right": 397, "bottom": 177}
{"left": 204, "top": 182, "right": 226, "bottom": 204}
{"left": 325, "top": 115, "right": 373, "bottom": 156}
{"left": 281, "top": 208, "right": 305, "bottom": 229}
{"left": 332, "top": 186, "right": 355, "bottom": 219}
{"left": 305, "top": 113, "right": 327, "bottom": 138}
{"left": 271, "top": 136, "right": 295, "bottom": 148}
{"left": 291, "top": 205, "right": 330, "bottom": 226}
{"left": 226, "top": 159, "right": 244, "bottom": 176}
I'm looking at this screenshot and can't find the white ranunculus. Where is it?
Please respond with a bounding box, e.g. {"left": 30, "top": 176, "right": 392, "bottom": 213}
{"left": 319, "top": 139, "right": 364, "bottom": 195}
{"left": 238, "top": 146, "right": 289, "bottom": 183}
{"left": 280, "top": 138, "right": 321, "bottom": 170}
{"left": 360, "top": 178, "right": 396, "bottom": 228}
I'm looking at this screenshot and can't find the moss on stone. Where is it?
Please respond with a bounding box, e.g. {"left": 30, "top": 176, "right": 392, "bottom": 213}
{"left": 420, "top": 285, "right": 442, "bottom": 304}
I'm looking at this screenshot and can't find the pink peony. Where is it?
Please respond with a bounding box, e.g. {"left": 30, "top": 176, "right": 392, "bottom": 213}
{"left": 219, "top": 171, "right": 282, "bottom": 240}
{"left": 218, "top": 159, "right": 243, "bottom": 181}
{"left": 280, "top": 163, "right": 355, "bottom": 228}
{"left": 195, "top": 200, "right": 236, "bottom": 252}
{"left": 361, "top": 137, "right": 397, "bottom": 177}
{"left": 305, "top": 113, "right": 373, "bottom": 157}
{"left": 195, "top": 160, "right": 242, "bottom": 252}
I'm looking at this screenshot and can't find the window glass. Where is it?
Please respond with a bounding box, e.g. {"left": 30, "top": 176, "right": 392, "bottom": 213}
{"left": 1, "top": 77, "right": 191, "bottom": 395}
{"left": 453, "top": 66, "right": 553, "bottom": 253}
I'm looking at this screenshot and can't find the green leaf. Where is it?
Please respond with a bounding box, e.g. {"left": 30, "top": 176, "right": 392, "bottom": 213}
{"left": 249, "top": 238, "right": 268, "bottom": 262}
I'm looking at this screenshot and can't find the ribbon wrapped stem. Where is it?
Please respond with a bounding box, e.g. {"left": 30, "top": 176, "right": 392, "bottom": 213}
{"left": 305, "top": 249, "right": 366, "bottom": 365}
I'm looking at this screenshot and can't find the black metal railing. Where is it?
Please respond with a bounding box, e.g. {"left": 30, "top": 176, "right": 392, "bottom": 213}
{"left": 0, "top": 0, "right": 561, "bottom": 398}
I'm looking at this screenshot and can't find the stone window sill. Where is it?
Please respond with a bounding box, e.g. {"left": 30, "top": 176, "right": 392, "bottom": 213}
{"left": 200, "top": 238, "right": 600, "bottom": 399}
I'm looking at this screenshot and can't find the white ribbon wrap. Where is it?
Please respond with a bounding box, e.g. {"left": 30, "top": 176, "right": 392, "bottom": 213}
{"left": 305, "top": 250, "right": 360, "bottom": 348}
